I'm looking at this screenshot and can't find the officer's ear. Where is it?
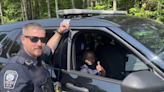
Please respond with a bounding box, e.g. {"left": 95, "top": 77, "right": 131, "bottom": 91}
{"left": 21, "top": 35, "right": 26, "bottom": 45}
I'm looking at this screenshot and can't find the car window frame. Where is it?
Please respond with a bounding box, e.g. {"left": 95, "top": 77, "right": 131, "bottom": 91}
{"left": 67, "top": 27, "right": 164, "bottom": 81}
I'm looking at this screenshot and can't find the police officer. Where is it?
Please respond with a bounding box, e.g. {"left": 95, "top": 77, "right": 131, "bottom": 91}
{"left": 0, "top": 22, "right": 69, "bottom": 92}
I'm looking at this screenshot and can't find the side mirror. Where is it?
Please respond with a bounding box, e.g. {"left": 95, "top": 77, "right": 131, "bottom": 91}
{"left": 121, "top": 71, "right": 164, "bottom": 92}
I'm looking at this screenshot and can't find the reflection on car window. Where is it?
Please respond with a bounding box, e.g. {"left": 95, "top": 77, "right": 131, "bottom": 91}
{"left": 101, "top": 16, "right": 164, "bottom": 55}
{"left": 0, "top": 32, "right": 9, "bottom": 70}
{"left": 0, "top": 29, "right": 20, "bottom": 58}
{"left": 126, "top": 26, "right": 164, "bottom": 55}
{"left": 74, "top": 30, "right": 150, "bottom": 80}
{"left": 0, "top": 32, "right": 9, "bottom": 42}
{"left": 8, "top": 34, "right": 22, "bottom": 57}
{"left": 126, "top": 54, "right": 148, "bottom": 71}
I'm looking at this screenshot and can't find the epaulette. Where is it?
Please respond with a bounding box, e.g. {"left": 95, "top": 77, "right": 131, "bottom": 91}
{"left": 7, "top": 56, "right": 33, "bottom": 68}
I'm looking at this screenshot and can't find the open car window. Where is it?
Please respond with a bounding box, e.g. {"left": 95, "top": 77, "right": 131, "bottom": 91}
{"left": 72, "top": 29, "right": 150, "bottom": 80}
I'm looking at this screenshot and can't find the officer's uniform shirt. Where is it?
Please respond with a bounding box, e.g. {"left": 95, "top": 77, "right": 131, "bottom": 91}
{"left": 0, "top": 45, "right": 53, "bottom": 92}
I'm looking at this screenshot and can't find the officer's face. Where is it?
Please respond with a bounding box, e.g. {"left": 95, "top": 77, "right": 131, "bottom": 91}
{"left": 21, "top": 28, "right": 46, "bottom": 59}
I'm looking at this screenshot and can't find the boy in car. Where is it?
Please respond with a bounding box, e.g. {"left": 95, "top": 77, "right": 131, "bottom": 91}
{"left": 81, "top": 50, "right": 106, "bottom": 77}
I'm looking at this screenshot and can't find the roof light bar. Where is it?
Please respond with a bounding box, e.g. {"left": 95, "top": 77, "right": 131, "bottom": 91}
{"left": 58, "top": 9, "right": 127, "bottom": 15}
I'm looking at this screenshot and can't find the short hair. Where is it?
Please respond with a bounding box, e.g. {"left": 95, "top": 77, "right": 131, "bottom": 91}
{"left": 83, "top": 50, "right": 95, "bottom": 57}
{"left": 22, "top": 23, "right": 45, "bottom": 35}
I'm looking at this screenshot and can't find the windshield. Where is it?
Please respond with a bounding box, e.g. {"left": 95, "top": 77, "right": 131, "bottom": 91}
{"left": 100, "top": 16, "right": 164, "bottom": 56}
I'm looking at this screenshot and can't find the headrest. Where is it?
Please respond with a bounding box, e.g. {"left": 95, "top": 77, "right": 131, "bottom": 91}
{"left": 75, "top": 34, "right": 87, "bottom": 54}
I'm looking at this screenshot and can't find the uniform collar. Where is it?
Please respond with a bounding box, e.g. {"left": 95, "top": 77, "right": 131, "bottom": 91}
{"left": 17, "top": 47, "right": 41, "bottom": 65}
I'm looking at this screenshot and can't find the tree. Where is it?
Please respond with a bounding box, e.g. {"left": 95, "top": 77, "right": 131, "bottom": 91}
{"left": 113, "top": 0, "right": 117, "bottom": 11}
{"left": 90, "top": 0, "right": 93, "bottom": 7}
{"left": 0, "top": 0, "right": 164, "bottom": 24}
{"left": 100, "top": 0, "right": 102, "bottom": 4}
{"left": 72, "top": 0, "right": 75, "bottom": 9}
{"left": 87, "top": 0, "right": 90, "bottom": 7}
{"left": 22, "top": 0, "right": 28, "bottom": 20}
{"left": 20, "top": 0, "right": 25, "bottom": 21}
{"left": 0, "top": 0, "right": 4, "bottom": 24}
{"left": 29, "top": 0, "right": 33, "bottom": 19}
{"left": 82, "top": 0, "right": 85, "bottom": 9}
{"left": 37, "top": 0, "right": 41, "bottom": 18}
{"left": 55, "top": 0, "right": 59, "bottom": 18}
{"left": 47, "top": 0, "right": 51, "bottom": 18}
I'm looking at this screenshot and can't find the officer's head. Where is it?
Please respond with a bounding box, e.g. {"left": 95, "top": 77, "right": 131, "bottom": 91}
{"left": 83, "top": 50, "right": 96, "bottom": 65}
{"left": 21, "top": 23, "right": 46, "bottom": 59}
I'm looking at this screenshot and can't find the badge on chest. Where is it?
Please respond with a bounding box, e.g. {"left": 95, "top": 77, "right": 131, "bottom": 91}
{"left": 4, "top": 70, "right": 18, "bottom": 89}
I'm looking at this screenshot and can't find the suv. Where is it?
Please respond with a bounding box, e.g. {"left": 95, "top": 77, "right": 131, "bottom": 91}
{"left": 0, "top": 9, "right": 164, "bottom": 92}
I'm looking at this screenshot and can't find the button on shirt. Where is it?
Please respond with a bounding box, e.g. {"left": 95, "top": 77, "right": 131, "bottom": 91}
{"left": 0, "top": 45, "right": 53, "bottom": 92}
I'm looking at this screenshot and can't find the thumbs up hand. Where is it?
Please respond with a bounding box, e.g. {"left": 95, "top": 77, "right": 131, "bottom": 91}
{"left": 96, "top": 61, "right": 104, "bottom": 72}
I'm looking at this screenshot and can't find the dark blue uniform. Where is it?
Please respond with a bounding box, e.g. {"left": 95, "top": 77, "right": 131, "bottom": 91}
{"left": 0, "top": 45, "right": 54, "bottom": 92}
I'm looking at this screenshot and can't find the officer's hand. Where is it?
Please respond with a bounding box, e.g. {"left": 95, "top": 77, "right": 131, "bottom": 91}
{"left": 96, "top": 61, "right": 104, "bottom": 72}
{"left": 58, "top": 22, "right": 69, "bottom": 33}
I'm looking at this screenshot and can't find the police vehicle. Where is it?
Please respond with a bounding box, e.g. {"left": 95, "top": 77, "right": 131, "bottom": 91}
{"left": 0, "top": 9, "right": 164, "bottom": 92}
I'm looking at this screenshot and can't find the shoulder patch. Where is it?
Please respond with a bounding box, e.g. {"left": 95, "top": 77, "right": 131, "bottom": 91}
{"left": 4, "top": 70, "right": 18, "bottom": 89}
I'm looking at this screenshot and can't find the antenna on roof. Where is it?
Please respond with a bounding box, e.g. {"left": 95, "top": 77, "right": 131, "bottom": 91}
{"left": 58, "top": 9, "right": 127, "bottom": 19}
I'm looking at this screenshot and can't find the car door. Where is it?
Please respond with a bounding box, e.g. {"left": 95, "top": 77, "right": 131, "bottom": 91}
{"left": 59, "top": 27, "right": 152, "bottom": 92}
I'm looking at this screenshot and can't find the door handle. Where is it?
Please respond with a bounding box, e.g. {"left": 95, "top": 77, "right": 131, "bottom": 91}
{"left": 66, "top": 83, "right": 89, "bottom": 92}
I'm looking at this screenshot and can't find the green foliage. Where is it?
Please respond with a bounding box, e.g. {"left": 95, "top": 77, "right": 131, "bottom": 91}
{"left": 1, "top": 0, "right": 164, "bottom": 24}
{"left": 88, "top": 4, "right": 112, "bottom": 10}
{"left": 2, "top": 1, "right": 22, "bottom": 23}
{"left": 128, "top": 0, "right": 164, "bottom": 23}
{"left": 88, "top": 0, "right": 112, "bottom": 10}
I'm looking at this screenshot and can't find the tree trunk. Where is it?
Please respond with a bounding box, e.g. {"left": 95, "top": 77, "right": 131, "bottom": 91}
{"left": 100, "top": 0, "right": 102, "bottom": 4}
{"left": 82, "top": 0, "right": 85, "bottom": 9}
{"left": 29, "top": 0, "right": 33, "bottom": 19}
{"left": 22, "top": 0, "right": 28, "bottom": 20}
{"left": 55, "top": 0, "right": 59, "bottom": 18}
{"left": 47, "top": 0, "right": 51, "bottom": 18}
{"left": 0, "top": 0, "right": 4, "bottom": 24}
{"left": 90, "top": 0, "right": 93, "bottom": 7}
{"left": 32, "top": 0, "right": 36, "bottom": 19}
{"left": 20, "top": 0, "right": 25, "bottom": 21}
{"left": 107, "top": 0, "right": 110, "bottom": 9}
{"left": 38, "top": 0, "right": 41, "bottom": 18}
{"left": 71, "top": 0, "right": 75, "bottom": 9}
{"left": 11, "top": 1, "right": 16, "bottom": 20}
{"left": 87, "top": 0, "right": 90, "bottom": 7}
{"left": 113, "top": 0, "right": 117, "bottom": 11}
{"left": 95, "top": 0, "right": 98, "bottom": 6}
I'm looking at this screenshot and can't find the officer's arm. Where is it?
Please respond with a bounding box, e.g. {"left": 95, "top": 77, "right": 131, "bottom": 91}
{"left": 0, "top": 64, "right": 33, "bottom": 92}
{"left": 47, "top": 22, "right": 69, "bottom": 54}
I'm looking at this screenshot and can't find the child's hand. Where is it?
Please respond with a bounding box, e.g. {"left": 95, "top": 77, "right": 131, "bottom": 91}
{"left": 85, "top": 60, "right": 92, "bottom": 65}
{"left": 96, "top": 61, "right": 104, "bottom": 72}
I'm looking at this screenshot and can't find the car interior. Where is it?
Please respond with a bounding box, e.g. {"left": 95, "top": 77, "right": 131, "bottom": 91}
{"left": 73, "top": 30, "right": 150, "bottom": 80}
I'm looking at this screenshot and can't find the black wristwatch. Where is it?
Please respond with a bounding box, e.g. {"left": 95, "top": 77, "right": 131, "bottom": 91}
{"left": 56, "top": 30, "right": 63, "bottom": 35}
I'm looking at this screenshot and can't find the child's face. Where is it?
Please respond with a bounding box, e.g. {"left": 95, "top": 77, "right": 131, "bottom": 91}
{"left": 83, "top": 51, "right": 96, "bottom": 65}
